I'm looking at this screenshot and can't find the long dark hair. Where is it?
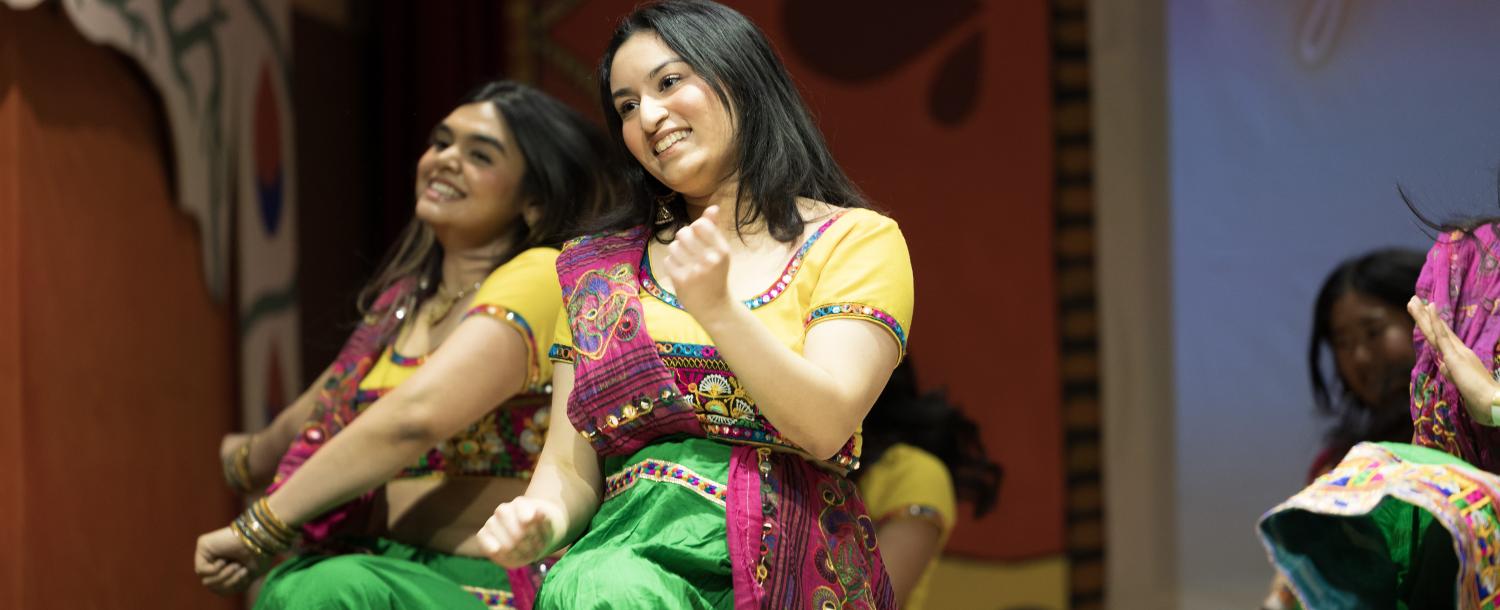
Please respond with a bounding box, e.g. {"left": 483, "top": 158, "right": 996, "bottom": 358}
{"left": 1401, "top": 181, "right": 1500, "bottom": 236}
{"left": 357, "top": 80, "right": 614, "bottom": 314}
{"left": 595, "top": 0, "right": 869, "bottom": 243}
{"left": 1308, "top": 248, "right": 1423, "bottom": 446}
{"left": 857, "top": 360, "right": 1002, "bottom": 518}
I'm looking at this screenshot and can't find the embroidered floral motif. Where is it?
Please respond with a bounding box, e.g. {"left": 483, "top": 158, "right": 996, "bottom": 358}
{"left": 604, "top": 459, "right": 729, "bottom": 507}
{"left": 745, "top": 449, "right": 896, "bottom": 609}
{"left": 692, "top": 373, "right": 756, "bottom": 419}
{"left": 568, "top": 262, "right": 641, "bottom": 359}
{"left": 1412, "top": 371, "right": 1460, "bottom": 456}
{"left": 354, "top": 390, "right": 551, "bottom": 480}
{"left": 519, "top": 404, "right": 549, "bottom": 456}
{"left": 439, "top": 414, "right": 507, "bottom": 473}
{"left": 808, "top": 477, "right": 881, "bottom": 609}
{"left": 657, "top": 341, "right": 862, "bottom": 472}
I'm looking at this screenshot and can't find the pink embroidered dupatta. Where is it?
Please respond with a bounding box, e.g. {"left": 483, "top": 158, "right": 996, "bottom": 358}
{"left": 1411, "top": 223, "right": 1500, "bottom": 473}
{"left": 557, "top": 228, "right": 896, "bottom": 610}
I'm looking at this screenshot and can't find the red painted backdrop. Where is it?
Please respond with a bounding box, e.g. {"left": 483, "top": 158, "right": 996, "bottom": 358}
{"left": 0, "top": 5, "right": 240, "bottom": 607}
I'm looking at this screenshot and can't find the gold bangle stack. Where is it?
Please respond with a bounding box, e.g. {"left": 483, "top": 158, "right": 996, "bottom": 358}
{"left": 229, "top": 497, "right": 297, "bottom": 559}
{"left": 224, "top": 440, "right": 254, "bottom": 494}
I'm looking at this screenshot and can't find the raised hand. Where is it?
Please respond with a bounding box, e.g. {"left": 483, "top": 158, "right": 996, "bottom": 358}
{"left": 661, "top": 205, "right": 734, "bottom": 316}
{"left": 1408, "top": 297, "right": 1500, "bottom": 425}
{"left": 477, "top": 496, "right": 561, "bottom": 568}
{"left": 193, "top": 526, "right": 264, "bottom": 595}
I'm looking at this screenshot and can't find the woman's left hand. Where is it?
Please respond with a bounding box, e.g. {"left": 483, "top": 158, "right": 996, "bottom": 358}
{"left": 1409, "top": 297, "right": 1500, "bottom": 425}
{"left": 193, "top": 526, "right": 263, "bottom": 595}
{"left": 662, "top": 205, "right": 735, "bottom": 316}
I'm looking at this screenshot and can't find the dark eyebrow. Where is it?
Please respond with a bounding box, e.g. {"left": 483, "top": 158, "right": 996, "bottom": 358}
{"left": 610, "top": 58, "right": 686, "bottom": 99}
{"left": 465, "top": 133, "right": 505, "bottom": 153}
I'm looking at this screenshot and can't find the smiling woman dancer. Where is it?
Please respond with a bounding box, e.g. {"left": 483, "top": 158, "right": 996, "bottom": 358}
{"left": 475, "top": 2, "right": 912, "bottom": 609}
{"left": 192, "top": 80, "right": 613, "bottom": 610}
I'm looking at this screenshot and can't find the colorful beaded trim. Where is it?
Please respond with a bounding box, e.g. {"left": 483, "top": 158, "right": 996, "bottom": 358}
{"left": 548, "top": 343, "right": 575, "bottom": 363}
{"left": 585, "top": 388, "right": 680, "bottom": 441}
{"left": 656, "top": 341, "right": 719, "bottom": 359}
{"left": 638, "top": 212, "right": 846, "bottom": 310}
{"left": 754, "top": 447, "right": 776, "bottom": 584}
{"left": 697, "top": 420, "right": 860, "bottom": 471}
{"left": 460, "top": 585, "right": 517, "bottom": 610}
{"left": 388, "top": 349, "right": 425, "bottom": 367}
{"left": 804, "top": 302, "right": 907, "bottom": 353}
{"left": 353, "top": 388, "right": 385, "bottom": 405}
{"left": 465, "top": 304, "right": 543, "bottom": 391}
{"left": 604, "top": 458, "right": 728, "bottom": 507}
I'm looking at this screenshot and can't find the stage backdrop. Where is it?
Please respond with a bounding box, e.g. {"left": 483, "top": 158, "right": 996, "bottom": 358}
{"left": 2, "top": 0, "right": 306, "bottom": 434}
{"left": 1, "top": 0, "right": 298, "bottom": 605}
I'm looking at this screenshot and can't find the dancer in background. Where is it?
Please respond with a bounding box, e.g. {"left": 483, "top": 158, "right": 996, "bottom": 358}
{"left": 194, "top": 80, "right": 614, "bottom": 610}
{"left": 855, "top": 360, "right": 1002, "bottom": 610}
{"left": 1262, "top": 248, "right": 1423, "bottom": 610}
{"left": 1305, "top": 248, "right": 1423, "bottom": 477}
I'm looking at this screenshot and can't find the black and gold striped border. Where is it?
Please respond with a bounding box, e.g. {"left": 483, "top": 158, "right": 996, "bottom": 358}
{"left": 1051, "top": 0, "right": 1103, "bottom": 608}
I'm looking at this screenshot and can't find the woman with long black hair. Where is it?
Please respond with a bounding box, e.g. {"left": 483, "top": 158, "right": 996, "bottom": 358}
{"left": 193, "top": 80, "right": 614, "bottom": 610}
{"left": 477, "top": 2, "right": 913, "bottom": 608}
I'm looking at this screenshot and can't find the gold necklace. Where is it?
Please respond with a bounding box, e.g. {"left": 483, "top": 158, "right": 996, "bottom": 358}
{"left": 424, "top": 280, "right": 483, "bottom": 326}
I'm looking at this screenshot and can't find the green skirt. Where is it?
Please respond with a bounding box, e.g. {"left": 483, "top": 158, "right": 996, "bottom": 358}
{"left": 255, "top": 537, "right": 515, "bottom": 610}
{"left": 537, "top": 437, "right": 734, "bottom": 610}
{"left": 1258, "top": 442, "right": 1500, "bottom": 609}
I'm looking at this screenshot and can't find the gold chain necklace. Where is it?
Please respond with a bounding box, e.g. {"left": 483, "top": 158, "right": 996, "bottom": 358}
{"left": 424, "top": 280, "right": 483, "bottom": 326}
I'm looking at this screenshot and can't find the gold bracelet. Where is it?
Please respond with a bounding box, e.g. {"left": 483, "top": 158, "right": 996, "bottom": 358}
{"left": 229, "top": 518, "right": 271, "bottom": 559}
{"left": 231, "top": 499, "right": 297, "bottom": 559}
{"left": 250, "top": 498, "right": 297, "bottom": 546}
{"left": 224, "top": 441, "right": 253, "bottom": 493}
{"left": 236, "top": 439, "right": 253, "bottom": 486}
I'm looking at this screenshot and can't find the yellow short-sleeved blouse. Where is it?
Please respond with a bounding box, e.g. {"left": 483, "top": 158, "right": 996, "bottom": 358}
{"left": 358, "top": 246, "right": 561, "bottom": 479}
{"left": 857, "top": 443, "right": 958, "bottom": 610}
{"left": 549, "top": 208, "right": 914, "bottom": 472}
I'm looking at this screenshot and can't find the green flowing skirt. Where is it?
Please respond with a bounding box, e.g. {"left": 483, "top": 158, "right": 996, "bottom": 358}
{"left": 537, "top": 437, "right": 734, "bottom": 610}
{"left": 255, "top": 537, "right": 515, "bottom": 610}
{"left": 1258, "top": 442, "right": 1500, "bottom": 609}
